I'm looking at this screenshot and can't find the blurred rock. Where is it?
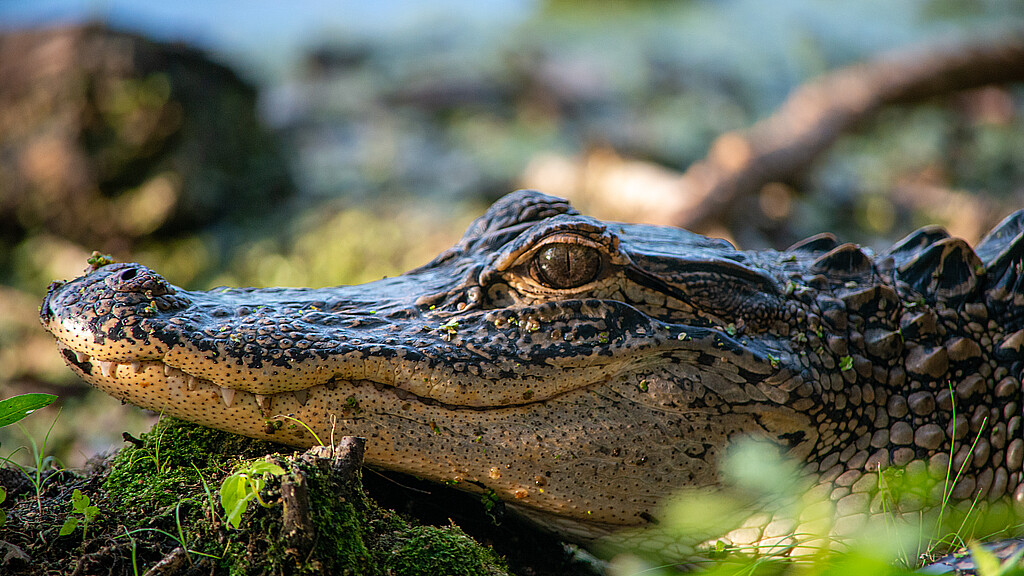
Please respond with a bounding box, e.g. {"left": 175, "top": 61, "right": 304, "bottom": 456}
{"left": 0, "top": 24, "right": 294, "bottom": 255}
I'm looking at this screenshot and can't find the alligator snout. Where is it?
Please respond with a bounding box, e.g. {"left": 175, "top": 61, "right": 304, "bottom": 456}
{"left": 39, "top": 261, "right": 191, "bottom": 359}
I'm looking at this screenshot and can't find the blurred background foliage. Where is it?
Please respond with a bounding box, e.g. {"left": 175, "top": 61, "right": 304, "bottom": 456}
{"left": 606, "top": 439, "right": 1024, "bottom": 575}
{"left": 0, "top": 0, "right": 1023, "bottom": 496}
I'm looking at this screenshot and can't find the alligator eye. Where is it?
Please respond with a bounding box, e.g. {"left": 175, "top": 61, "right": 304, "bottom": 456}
{"left": 532, "top": 243, "right": 601, "bottom": 289}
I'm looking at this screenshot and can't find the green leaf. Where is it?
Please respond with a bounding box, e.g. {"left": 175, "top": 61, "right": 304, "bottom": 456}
{"left": 0, "top": 486, "right": 7, "bottom": 505}
{"left": 220, "top": 474, "right": 247, "bottom": 507}
{"left": 248, "top": 461, "right": 285, "bottom": 476}
{"left": 84, "top": 505, "right": 100, "bottom": 522}
{"left": 0, "top": 508, "right": 6, "bottom": 528}
{"left": 71, "top": 489, "right": 90, "bottom": 512}
{"left": 0, "top": 394, "right": 57, "bottom": 427}
{"left": 225, "top": 495, "right": 252, "bottom": 529}
{"left": 59, "top": 516, "right": 79, "bottom": 536}
{"left": 219, "top": 460, "right": 285, "bottom": 529}
{"left": 220, "top": 474, "right": 251, "bottom": 529}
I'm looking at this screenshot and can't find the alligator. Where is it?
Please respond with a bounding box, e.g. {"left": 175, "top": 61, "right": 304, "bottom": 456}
{"left": 41, "top": 189, "right": 1024, "bottom": 564}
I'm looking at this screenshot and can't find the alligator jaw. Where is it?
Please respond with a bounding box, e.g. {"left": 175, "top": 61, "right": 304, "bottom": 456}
{"left": 55, "top": 340, "right": 340, "bottom": 446}
{"left": 50, "top": 336, "right": 703, "bottom": 540}
{"left": 53, "top": 337, "right": 580, "bottom": 434}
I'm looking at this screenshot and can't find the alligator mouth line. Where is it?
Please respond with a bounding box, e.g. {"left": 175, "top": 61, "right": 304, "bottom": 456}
{"left": 56, "top": 342, "right": 581, "bottom": 416}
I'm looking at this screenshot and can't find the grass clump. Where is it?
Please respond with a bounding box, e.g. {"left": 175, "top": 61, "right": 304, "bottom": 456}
{"left": 0, "top": 394, "right": 62, "bottom": 515}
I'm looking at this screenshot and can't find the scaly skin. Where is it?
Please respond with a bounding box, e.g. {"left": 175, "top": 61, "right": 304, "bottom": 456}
{"left": 41, "top": 190, "right": 1024, "bottom": 556}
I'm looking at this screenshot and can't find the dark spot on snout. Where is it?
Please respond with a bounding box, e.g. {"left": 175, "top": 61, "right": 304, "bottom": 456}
{"left": 62, "top": 348, "right": 93, "bottom": 374}
{"left": 39, "top": 281, "right": 65, "bottom": 323}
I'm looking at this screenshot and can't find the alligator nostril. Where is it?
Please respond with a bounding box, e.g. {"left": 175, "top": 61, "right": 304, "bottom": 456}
{"left": 119, "top": 269, "right": 138, "bottom": 281}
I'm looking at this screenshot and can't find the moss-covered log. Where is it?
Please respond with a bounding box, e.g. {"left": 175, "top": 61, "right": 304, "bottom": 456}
{"left": 1, "top": 419, "right": 516, "bottom": 575}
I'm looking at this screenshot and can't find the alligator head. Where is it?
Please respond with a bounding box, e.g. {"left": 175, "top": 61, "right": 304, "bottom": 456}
{"left": 41, "top": 190, "right": 1024, "bottom": 548}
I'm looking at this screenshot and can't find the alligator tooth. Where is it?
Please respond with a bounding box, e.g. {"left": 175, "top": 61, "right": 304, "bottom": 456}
{"left": 130, "top": 361, "right": 142, "bottom": 374}
{"left": 255, "top": 394, "right": 272, "bottom": 414}
{"left": 75, "top": 351, "right": 90, "bottom": 363}
{"left": 293, "top": 389, "right": 308, "bottom": 406}
{"left": 164, "top": 364, "right": 173, "bottom": 376}
{"left": 219, "top": 387, "right": 236, "bottom": 408}
{"left": 186, "top": 375, "right": 198, "bottom": 391}
{"left": 98, "top": 361, "right": 116, "bottom": 378}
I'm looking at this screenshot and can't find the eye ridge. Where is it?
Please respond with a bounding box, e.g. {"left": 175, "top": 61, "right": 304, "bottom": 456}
{"left": 532, "top": 243, "right": 601, "bottom": 289}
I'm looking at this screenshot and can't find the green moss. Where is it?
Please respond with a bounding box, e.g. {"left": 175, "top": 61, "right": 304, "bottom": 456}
{"left": 104, "top": 417, "right": 282, "bottom": 508}
{"left": 100, "top": 417, "right": 510, "bottom": 575}
{"left": 383, "top": 524, "right": 509, "bottom": 576}
{"left": 260, "top": 455, "right": 376, "bottom": 575}
{"left": 256, "top": 456, "right": 509, "bottom": 575}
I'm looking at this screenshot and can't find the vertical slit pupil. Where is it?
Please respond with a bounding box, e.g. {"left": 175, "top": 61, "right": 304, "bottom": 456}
{"left": 534, "top": 244, "right": 600, "bottom": 288}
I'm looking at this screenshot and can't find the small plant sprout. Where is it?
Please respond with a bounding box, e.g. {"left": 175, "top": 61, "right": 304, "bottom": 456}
{"left": 59, "top": 489, "right": 100, "bottom": 542}
{"left": 191, "top": 463, "right": 220, "bottom": 525}
{"left": 128, "top": 412, "right": 171, "bottom": 474}
{"left": 0, "top": 395, "right": 62, "bottom": 513}
{"left": 275, "top": 414, "right": 325, "bottom": 446}
{"left": 220, "top": 459, "right": 286, "bottom": 529}
{"left": 115, "top": 498, "right": 223, "bottom": 565}
{"left": 121, "top": 526, "right": 140, "bottom": 576}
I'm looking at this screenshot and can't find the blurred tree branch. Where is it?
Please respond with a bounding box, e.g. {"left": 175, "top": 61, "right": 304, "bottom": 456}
{"left": 673, "top": 31, "right": 1024, "bottom": 232}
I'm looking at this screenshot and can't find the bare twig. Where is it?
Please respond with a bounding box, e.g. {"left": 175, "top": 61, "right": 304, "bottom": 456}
{"left": 673, "top": 31, "right": 1024, "bottom": 231}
